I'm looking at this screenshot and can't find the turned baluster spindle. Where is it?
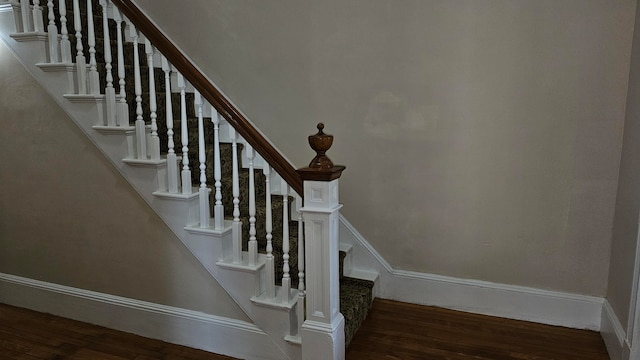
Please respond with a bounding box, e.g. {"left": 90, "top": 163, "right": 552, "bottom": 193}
{"left": 100, "top": 0, "right": 116, "bottom": 126}
{"left": 46, "top": 0, "right": 59, "bottom": 62}
{"left": 113, "top": 8, "right": 128, "bottom": 127}
{"left": 162, "top": 56, "right": 179, "bottom": 193}
{"left": 86, "top": 0, "right": 99, "bottom": 94}
{"left": 177, "top": 73, "right": 191, "bottom": 194}
{"left": 281, "top": 182, "right": 291, "bottom": 303}
{"left": 11, "top": 2, "right": 23, "bottom": 33}
{"left": 297, "top": 198, "right": 305, "bottom": 293}
{"left": 145, "top": 39, "right": 160, "bottom": 160}
{"left": 20, "top": 0, "right": 32, "bottom": 33}
{"left": 296, "top": 195, "right": 306, "bottom": 335}
{"left": 58, "top": 0, "right": 71, "bottom": 63}
{"left": 211, "top": 107, "right": 224, "bottom": 230}
{"left": 265, "top": 165, "right": 275, "bottom": 299}
{"left": 247, "top": 145, "right": 257, "bottom": 266}
{"left": 32, "top": 0, "right": 44, "bottom": 33}
{"left": 129, "top": 25, "right": 146, "bottom": 159}
{"left": 195, "top": 90, "right": 210, "bottom": 228}
{"left": 73, "top": 0, "right": 86, "bottom": 94}
{"left": 231, "top": 127, "right": 241, "bottom": 264}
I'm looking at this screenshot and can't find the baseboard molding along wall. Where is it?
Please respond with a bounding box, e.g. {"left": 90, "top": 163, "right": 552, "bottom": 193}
{"left": 601, "top": 299, "right": 631, "bottom": 360}
{"left": 339, "top": 215, "right": 604, "bottom": 331}
{"left": 0, "top": 272, "right": 285, "bottom": 360}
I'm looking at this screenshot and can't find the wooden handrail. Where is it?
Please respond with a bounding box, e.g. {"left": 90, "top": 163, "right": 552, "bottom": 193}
{"left": 111, "top": 0, "right": 303, "bottom": 195}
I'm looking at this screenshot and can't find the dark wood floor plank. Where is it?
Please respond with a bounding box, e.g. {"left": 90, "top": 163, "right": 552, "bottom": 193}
{"left": 0, "top": 300, "right": 610, "bottom": 360}
{"left": 0, "top": 303, "right": 238, "bottom": 360}
{"left": 346, "top": 299, "right": 610, "bottom": 360}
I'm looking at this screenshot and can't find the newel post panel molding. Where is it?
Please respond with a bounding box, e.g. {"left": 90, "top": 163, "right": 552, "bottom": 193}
{"left": 297, "top": 123, "right": 346, "bottom": 360}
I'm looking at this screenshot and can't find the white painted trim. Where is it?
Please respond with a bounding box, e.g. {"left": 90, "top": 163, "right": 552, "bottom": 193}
{"left": 0, "top": 3, "right": 13, "bottom": 13}
{"left": 121, "top": 157, "right": 168, "bottom": 167}
{"left": 9, "top": 32, "right": 47, "bottom": 42}
{"left": 626, "top": 229, "right": 640, "bottom": 359}
{"left": 0, "top": 273, "right": 286, "bottom": 360}
{"left": 602, "top": 299, "right": 630, "bottom": 360}
{"left": 63, "top": 93, "right": 105, "bottom": 102}
{"left": 36, "top": 62, "right": 75, "bottom": 72}
{"left": 339, "top": 214, "right": 393, "bottom": 274}
{"left": 339, "top": 214, "right": 604, "bottom": 331}
{"left": 92, "top": 125, "right": 136, "bottom": 134}
{"left": 386, "top": 269, "right": 603, "bottom": 330}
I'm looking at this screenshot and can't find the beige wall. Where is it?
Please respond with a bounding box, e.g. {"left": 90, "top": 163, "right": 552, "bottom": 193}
{"left": 0, "top": 39, "right": 249, "bottom": 322}
{"left": 136, "top": 0, "right": 634, "bottom": 296}
{"left": 608, "top": 2, "right": 640, "bottom": 332}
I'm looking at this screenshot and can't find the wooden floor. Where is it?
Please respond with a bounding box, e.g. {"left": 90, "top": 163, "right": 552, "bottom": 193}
{"left": 0, "top": 303, "right": 236, "bottom": 359}
{"left": 0, "top": 300, "right": 610, "bottom": 359}
{"left": 347, "top": 299, "right": 610, "bottom": 360}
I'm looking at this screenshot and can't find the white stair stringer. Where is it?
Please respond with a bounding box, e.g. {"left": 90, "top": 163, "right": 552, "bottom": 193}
{"left": 182, "top": 228, "right": 302, "bottom": 358}
{"left": 0, "top": 10, "right": 299, "bottom": 360}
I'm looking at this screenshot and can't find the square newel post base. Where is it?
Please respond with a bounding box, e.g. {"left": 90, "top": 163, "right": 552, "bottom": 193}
{"left": 301, "top": 316, "right": 345, "bottom": 360}
{"left": 299, "top": 179, "right": 345, "bottom": 360}
{"left": 298, "top": 123, "right": 346, "bottom": 360}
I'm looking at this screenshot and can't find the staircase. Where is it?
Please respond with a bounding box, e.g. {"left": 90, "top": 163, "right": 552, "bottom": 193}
{"left": 0, "top": 0, "right": 379, "bottom": 359}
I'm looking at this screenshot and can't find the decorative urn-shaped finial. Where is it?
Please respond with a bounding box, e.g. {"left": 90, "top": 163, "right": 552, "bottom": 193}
{"left": 297, "top": 123, "right": 345, "bottom": 181}
{"left": 308, "top": 123, "right": 334, "bottom": 169}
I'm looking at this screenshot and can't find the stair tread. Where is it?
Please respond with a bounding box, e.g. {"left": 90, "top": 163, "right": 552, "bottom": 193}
{"left": 340, "top": 277, "right": 375, "bottom": 347}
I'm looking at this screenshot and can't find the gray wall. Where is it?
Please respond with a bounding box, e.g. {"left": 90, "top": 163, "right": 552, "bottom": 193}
{"left": 608, "top": 1, "right": 640, "bottom": 332}
{"left": 0, "top": 39, "right": 249, "bottom": 322}
{"left": 135, "top": 0, "right": 635, "bottom": 297}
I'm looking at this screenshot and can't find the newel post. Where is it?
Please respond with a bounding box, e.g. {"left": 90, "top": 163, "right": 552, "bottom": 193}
{"left": 297, "top": 123, "right": 346, "bottom": 360}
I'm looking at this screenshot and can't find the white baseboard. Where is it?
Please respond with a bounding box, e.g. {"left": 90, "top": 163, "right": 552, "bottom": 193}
{"left": 0, "top": 272, "right": 285, "bottom": 360}
{"left": 384, "top": 269, "right": 603, "bottom": 330}
{"left": 601, "top": 300, "right": 630, "bottom": 360}
{"left": 339, "top": 215, "right": 604, "bottom": 331}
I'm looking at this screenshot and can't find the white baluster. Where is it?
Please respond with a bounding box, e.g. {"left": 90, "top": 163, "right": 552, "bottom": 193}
{"left": 177, "top": 72, "right": 191, "bottom": 194}
{"left": 247, "top": 145, "right": 257, "bottom": 266}
{"left": 100, "top": 0, "right": 115, "bottom": 126}
{"left": 297, "top": 198, "right": 305, "bottom": 294}
{"left": 145, "top": 39, "right": 160, "bottom": 160}
{"left": 211, "top": 106, "right": 224, "bottom": 230}
{"left": 231, "top": 127, "right": 241, "bottom": 264}
{"left": 11, "top": 1, "right": 24, "bottom": 33}
{"left": 32, "top": 0, "right": 44, "bottom": 33}
{"left": 162, "top": 56, "right": 179, "bottom": 193}
{"left": 281, "top": 181, "right": 291, "bottom": 303}
{"left": 73, "top": 0, "right": 86, "bottom": 94}
{"left": 130, "top": 24, "right": 146, "bottom": 159}
{"left": 265, "top": 166, "right": 275, "bottom": 299}
{"left": 47, "top": 0, "right": 59, "bottom": 62}
{"left": 20, "top": 0, "right": 32, "bottom": 33}
{"left": 195, "top": 90, "right": 210, "bottom": 228}
{"left": 58, "top": 0, "right": 72, "bottom": 63}
{"left": 113, "top": 8, "right": 128, "bottom": 127}
{"left": 86, "top": 0, "right": 99, "bottom": 94}
{"left": 296, "top": 194, "right": 305, "bottom": 336}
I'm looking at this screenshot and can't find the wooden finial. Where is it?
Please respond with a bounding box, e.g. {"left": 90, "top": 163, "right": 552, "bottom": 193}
{"left": 308, "top": 122, "right": 334, "bottom": 169}
{"left": 297, "top": 123, "right": 345, "bottom": 181}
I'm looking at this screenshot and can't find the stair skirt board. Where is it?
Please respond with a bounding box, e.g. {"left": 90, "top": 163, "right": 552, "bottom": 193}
{"left": 0, "top": 272, "right": 287, "bottom": 360}
{"left": 339, "top": 215, "right": 604, "bottom": 331}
